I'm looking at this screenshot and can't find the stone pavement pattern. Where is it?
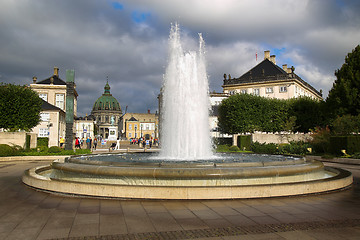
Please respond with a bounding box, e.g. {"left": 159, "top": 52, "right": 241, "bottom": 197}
{"left": 0, "top": 160, "right": 359, "bottom": 240}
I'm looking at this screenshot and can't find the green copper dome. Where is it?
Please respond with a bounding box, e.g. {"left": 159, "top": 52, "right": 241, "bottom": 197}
{"left": 92, "top": 82, "right": 121, "bottom": 112}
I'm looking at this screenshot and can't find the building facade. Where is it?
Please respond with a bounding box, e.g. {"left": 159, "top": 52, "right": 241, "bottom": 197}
{"left": 91, "top": 82, "right": 122, "bottom": 140}
{"left": 222, "top": 50, "right": 322, "bottom": 100}
{"left": 31, "top": 100, "right": 66, "bottom": 147}
{"left": 120, "top": 112, "right": 159, "bottom": 140}
{"left": 30, "top": 67, "right": 77, "bottom": 146}
{"left": 209, "top": 92, "right": 231, "bottom": 138}
{"left": 74, "top": 115, "right": 95, "bottom": 140}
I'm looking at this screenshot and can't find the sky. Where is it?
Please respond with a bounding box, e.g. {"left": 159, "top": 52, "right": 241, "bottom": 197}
{"left": 1, "top": 0, "right": 359, "bottom": 116}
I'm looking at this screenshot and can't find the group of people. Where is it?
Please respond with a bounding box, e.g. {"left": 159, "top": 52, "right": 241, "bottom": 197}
{"left": 74, "top": 137, "right": 98, "bottom": 150}
{"left": 129, "top": 137, "right": 158, "bottom": 148}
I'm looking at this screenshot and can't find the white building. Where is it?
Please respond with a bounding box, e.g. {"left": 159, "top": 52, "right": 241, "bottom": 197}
{"left": 30, "top": 67, "right": 78, "bottom": 147}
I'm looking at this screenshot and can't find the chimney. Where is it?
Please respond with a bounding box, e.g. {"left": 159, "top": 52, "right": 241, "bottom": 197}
{"left": 270, "top": 55, "right": 276, "bottom": 64}
{"left": 54, "top": 67, "right": 59, "bottom": 77}
{"left": 264, "top": 50, "right": 270, "bottom": 60}
{"left": 32, "top": 76, "right": 37, "bottom": 84}
{"left": 148, "top": 109, "right": 150, "bottom": 114}
{"left": 282, "top": 64, "right": 288, "bottom": 72}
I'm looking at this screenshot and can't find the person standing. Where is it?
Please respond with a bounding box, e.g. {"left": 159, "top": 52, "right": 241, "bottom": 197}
{"left": 59, "top": 137, "right": 65, "bottom": 148}
{"left": 86, "top": 137, "right": 90, "bottom": 149}
{"left": 93, "top": 138, "right": 97, "bottom": 150}
{"left": 115, "top": 137, "right": 120, "bottom": 150}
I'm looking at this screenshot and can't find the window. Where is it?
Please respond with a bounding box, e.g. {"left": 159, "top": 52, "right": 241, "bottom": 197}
{"left": 129, "top": 124, "right": 132, "bottom": 130}
{"left": 39, "top": 128, "right": 48, "bottom": 137}
{"left": 39, "top": 93, "right": 47, "bottom": 101}
{"left": 105, "top": 116, "right": 109, "bottom": 123}
{"left": 146, "top": 124, "right": 150, "bottom": 130}
{"left": 280, "top": 86, "right": 287, "bottom": 92}
{"left": 40, "top": 113, "right": 50, "bottom": 122}
{"left": 240, "top": 89, "right": 247, "bottom": 94}
{"left": 134, "top": 124, "right": 137, "bottom": 130}
{"left": 55, "top": 94, "right": 65, "bottom": 110}
{"left": 266, "top": 87, "right": 273, "bottom": 94}
{"left": 253, "top": 88, "right": 260, "bottom": 96}
{"left": 128, "top": 132, "right": 132, "bottom": 138}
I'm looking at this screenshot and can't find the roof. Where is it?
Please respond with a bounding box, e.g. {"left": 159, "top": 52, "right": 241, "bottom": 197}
{"left": 239, "top": 59, "right": 287, "bottom": 81}
{"left": 92, "top": 82, "right": 122, "bottom": 112}
{"left": 128, "top": 117, "right": 138, "bottom": 121}
{"left": 41, "top": 99, "right": 64, "bottom": 112}
{"left": 36, "top": 75, "right": 66, "bottom": 85}
{"left": 223, "top": 59, "right": 322, "bottom": 97}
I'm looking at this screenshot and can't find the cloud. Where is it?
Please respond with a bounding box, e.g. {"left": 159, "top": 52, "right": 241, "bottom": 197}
{"left": 0, "top": 0, "right": 359, "bottom": 116}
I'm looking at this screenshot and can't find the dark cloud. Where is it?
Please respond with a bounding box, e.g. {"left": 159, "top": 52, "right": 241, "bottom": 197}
{"left": 1, "top": 0, "right": 359, "bottom": 116}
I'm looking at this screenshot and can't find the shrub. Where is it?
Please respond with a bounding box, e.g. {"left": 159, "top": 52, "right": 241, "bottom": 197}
{"left": 309, "top": 126, "right": 331, "bottom": 154}
{"left": 250, "top": 142, "right": 278, "bottom": 154}
{"left": 216, "top": 145, "right": 230, "bottom": 152}
{"left": 48, "top": 146, "right": 62, "bottom": 153}
{"left": 237, "top": 135, "right": 251, "bottom": 151}
{"left": 278, "top": 141, "right": 310, "bottom": 155}
{"left": 37, "top": 137, "right": 49, "bottom": 147}
{"left": 329, "top": 135, "right": 360, "bottom": 155}
{"left": 229, "top": 145, "right": 240, "bottom": 152}
{"left": 0, "top": 144, "right": 17, "bottom": 156}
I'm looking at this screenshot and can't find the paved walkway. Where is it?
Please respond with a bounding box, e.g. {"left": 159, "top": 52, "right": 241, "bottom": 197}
{"left": 0, "top": 158, "right": 359, "bottom": 240}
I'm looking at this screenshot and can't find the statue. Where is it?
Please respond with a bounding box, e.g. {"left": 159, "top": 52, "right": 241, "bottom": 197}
{"left": 110, "top": 116, "right": 115, "bottom": 126}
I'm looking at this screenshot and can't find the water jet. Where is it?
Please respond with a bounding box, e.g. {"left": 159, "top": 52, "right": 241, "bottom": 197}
{"left": 23, "top": 24, "right": 352, "bottom": 199}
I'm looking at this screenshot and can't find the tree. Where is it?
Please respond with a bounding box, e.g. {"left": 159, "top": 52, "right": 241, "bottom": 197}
{"left": 288, "top": 97, "right": 325, "bottom": 133}
{"left": 218, "top": 94, "right": 289, "bottom": 134}
{"left": 326, "top": 45, "right": 360, "bottom": 117}
{"left": 0, "top": 83, "right": 42, "bottom": 131}
{"left": 331, "top": 114, "right": 360, "bottom": 135}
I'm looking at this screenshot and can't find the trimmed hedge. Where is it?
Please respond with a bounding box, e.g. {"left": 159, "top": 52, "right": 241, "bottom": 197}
{"left": 330, "top": 135, "right": 360, "bottom": 155}
{"left": 37, "top": 137, "right": 49, "bottom": 147}
{"left": 237, "top": 135, "right": 251, "bottom": 151}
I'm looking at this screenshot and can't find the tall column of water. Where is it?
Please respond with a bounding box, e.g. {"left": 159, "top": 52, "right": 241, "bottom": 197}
{"left": 159, "top": 24, "right": 213, "bottom": 160}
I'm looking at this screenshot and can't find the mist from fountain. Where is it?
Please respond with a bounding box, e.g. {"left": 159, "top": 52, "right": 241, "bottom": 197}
{"left": 158, "top": 23, "right": 213, "bottom": 160}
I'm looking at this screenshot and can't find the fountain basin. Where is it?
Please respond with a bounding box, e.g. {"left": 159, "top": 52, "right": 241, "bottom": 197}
{"left": 22, "top": 153, "right": 353, "bottom": 199}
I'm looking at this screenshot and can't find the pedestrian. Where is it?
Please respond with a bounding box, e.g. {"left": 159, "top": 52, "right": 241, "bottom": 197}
{"left": 75, "top": 137, "right": 81, "bottom": 149}
{"left": 115, "top": 137, "right": 120, "bottom": 150}
{"left": 86, "top": 137, "right": 90, "bottom": 149}
{"left": 89, "top": 137, "right": 92, "bottom": 149}
{"left": 60, "top": 137, "right": 65, "bottom": 148}
{"left": 93, "top": 138, "right": 97, "bottom": 150}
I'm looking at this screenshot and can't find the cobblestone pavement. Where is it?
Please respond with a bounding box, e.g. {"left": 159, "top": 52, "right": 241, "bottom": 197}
{"left": 0, "top": 159, "right": 359, "bottom": 240}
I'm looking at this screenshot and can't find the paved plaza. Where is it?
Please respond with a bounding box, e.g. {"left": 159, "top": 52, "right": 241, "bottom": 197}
{"left": 0, "top": 157, "right": 359, "bottom": 240}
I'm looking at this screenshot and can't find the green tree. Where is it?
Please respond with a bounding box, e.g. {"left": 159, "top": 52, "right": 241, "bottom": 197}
{"left": 326, "top": 45, "right": 360, "bottom": 117}
{"left": 288, "top": 97, "right": 325, "bottom": 133}
{"left": 218, "top": 94, "right": 289, "bottom": 134}
{"left": 0, "top": 83, "right": 42, "bottom": 131}
{"left": 331, "top": 114, "right": 360, "bottom": 135}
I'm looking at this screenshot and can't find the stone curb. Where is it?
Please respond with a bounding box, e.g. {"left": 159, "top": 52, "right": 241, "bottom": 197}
{"left": 307, "top": 155, "right": 360, "bottom": 165}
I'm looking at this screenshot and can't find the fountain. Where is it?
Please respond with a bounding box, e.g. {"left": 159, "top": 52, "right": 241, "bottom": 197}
{"left": 159, "top": 24, "right": 213, "bottom": 160}
{"left": 23, "top": 24, "right": 353, "bottom": 199}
